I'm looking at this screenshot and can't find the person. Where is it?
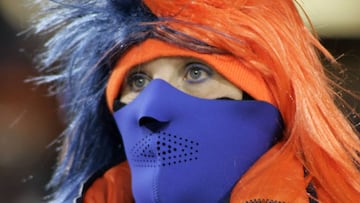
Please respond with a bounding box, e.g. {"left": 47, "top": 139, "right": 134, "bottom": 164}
{"left": 32, "top": 0, "right": 360, "bottom": 202}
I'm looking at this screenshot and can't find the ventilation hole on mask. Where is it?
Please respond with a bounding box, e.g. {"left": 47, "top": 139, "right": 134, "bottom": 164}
{"left": 131, "top": 131, "right": 200, "bottom": 167}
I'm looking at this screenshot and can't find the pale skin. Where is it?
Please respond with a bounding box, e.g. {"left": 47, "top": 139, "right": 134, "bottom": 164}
{"left": 120, "top": 56, "right": 243, "bottom": 103}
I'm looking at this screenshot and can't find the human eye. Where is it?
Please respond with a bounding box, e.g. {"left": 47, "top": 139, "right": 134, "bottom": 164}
{"left": 184, "top": 62, "right": 213, "bottom": 83}
{"left": 126, "top": 72, "right": 152, "bottom": 92}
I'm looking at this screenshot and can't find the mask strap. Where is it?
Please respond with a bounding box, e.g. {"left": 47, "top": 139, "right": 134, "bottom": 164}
{"left": 113, "top": 100, "right": 127, "bottom": 112}
{"left": 216, "top": 92, "right": 254, "bottom": 101}
{"left": 242, "top": 92, "right": 254, "bottom": 100}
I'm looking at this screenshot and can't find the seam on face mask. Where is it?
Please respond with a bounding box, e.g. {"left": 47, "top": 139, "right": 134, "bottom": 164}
{"left": 152, "top": 163, "right": 161, "bottom": 203}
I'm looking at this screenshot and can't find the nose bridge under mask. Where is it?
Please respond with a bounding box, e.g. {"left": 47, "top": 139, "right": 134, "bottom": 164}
{"left": 127, "top": 79, "right": 178, "bottom": 124}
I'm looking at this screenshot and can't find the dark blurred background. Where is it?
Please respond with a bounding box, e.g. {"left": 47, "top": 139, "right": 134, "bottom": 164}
{"left": 0, "top": 1, "right": 359, "bottom": 203}
{"left": 0, "top": 1, "right": 64, "bottom": 203}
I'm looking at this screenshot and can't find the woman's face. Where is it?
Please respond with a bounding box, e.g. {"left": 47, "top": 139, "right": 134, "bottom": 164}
{"left": 119, "top": 56, "right": 243, "bottom": 103}
{"left": 113, "top": 57, "right": 283, "bottom": 203}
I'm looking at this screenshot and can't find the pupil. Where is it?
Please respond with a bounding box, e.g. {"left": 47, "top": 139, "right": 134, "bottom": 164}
{"left": 190, "top": 69, "right": 201, "bottom": 79}
{"left": 135, "top": 78, "right": 144, "bottom": 87}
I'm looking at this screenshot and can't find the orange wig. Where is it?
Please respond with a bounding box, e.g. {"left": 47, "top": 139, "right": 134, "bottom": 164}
{"left": 136, "top": 0, "right": 360, "bottom": 202}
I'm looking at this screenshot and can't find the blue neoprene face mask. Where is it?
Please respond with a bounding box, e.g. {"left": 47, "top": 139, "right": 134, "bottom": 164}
{"left": 113, "top": 79, "right": 283, "bottom": 203}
